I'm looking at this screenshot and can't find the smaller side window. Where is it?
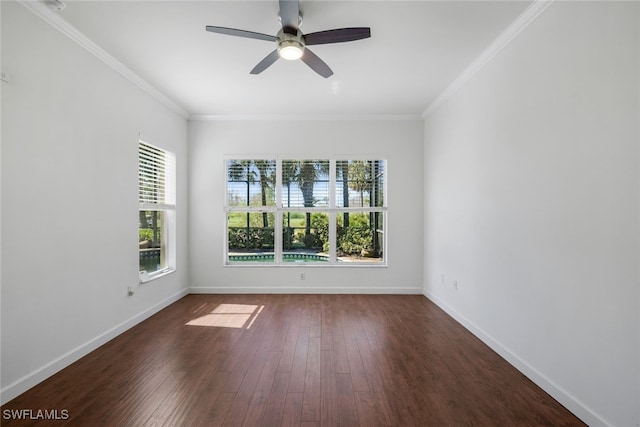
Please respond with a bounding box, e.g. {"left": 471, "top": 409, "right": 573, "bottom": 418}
{"left": 138, "top": 141, "right": 176, "bottom": 279}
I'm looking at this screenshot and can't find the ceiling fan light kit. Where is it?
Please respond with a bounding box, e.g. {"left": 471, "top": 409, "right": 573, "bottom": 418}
{"left": 277, "top": 30, "right": 305, "bottom": 61}
{"left": 206, "top": 0, "right": 371, "bottom": 78}
{"left": 278, "top": 43, "right": 304, "bottom": 60}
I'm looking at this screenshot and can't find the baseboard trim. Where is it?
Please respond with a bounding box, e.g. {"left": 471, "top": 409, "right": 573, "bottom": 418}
{"left": 422, "top": 290, "right": 609, "bottom": 427}
{"left": 190, "top": 286, "right": 423, "bottom": 295}
{"left": 0, "top": 288, "right": 189, "bottom": 405}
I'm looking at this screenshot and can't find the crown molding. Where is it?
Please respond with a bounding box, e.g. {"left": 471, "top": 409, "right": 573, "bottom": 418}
{"left": 18, "top": 0, "right": 190, "bottom": 119}
{"left": 422, "top": 0, "right": 555, "bottom": 118}
{"left": 189, "top": 114, "right": 423, "bottom": 122}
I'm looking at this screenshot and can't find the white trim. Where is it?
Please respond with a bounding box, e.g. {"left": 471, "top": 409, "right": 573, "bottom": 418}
{"left": 18, "top": 0, "right": 189, "bottom": 119}
{"left": 139, "top": 202, "right": 176, "bottom": 211}
{"left": 275, "top": 159, "right": 284, "bottom": 263}
{"left": 190, "top": 286, "right": 422, "bottom": 295}
{"left": 329, "top": 161, "right": 337, "bottom": 264}
{"left": 190, "top": 114, "right": 423, "bottom": 122}
{"left": 0, "top": 288, "right": 189, "bottom": 405}
{"left": 422, "top": 0, "right": 555, "bottom": 118}
{"left": 423, "top": 290, "right": 609, "bottom": 427}
{"left": 142, "top": 267, "right": 175, "bottom": 284}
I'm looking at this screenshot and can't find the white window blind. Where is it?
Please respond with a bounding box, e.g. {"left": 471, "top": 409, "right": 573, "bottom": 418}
{"left": 281, "top": 160, "right": 330, "bottom": 208}
{"left": 336, "top": 160, "right": 385, "bottom": 208}
{"left": 139, "top": 142, "right": 176, "bottom": 209}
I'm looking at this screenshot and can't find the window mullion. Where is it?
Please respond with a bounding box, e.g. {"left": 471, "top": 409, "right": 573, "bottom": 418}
{"left": 329, "top": 160, "right": 336, "bottom": 208}
{"left": 329, "top": 160, "right": 337, "bottom": 263}
{"left": 275, "top": 158, "right": 283, "bottom": 263}
{"left": 329, "top": 212, "right": 337, "bottom": 263}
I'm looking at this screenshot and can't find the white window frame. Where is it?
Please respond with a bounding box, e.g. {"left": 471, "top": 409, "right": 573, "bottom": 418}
{"left": 139, "top": 138, "right": 176, "bottom": 281}
{"left": 223, "top": 156, "right": 387, "bottom": 267}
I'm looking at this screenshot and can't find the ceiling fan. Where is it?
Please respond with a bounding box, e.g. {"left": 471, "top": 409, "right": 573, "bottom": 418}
{"left": 205, "top": 0, "right": 371, "bottom": 78}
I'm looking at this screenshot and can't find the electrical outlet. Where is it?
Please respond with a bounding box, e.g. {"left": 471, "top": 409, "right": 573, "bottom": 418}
{"left": 441, "top": 274, "right": 445, "bottom": 284}
{"left": 300, "top": 272, "right": 305, "bottom": 280}
{"left": 453, "top": 280, "right": 458, "bottom": 291}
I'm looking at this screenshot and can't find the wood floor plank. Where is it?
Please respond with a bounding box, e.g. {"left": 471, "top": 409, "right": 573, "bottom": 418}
{"left": 331, "top": 315, "right": 350, "bottom": 375}
{"left": 335, "top": 373, "right": 358, "bottom": 427}
{"left": 223, "top": 340, "right": 271, "bottom": 426}
{"left": 221, "top": 336, "right": 263, "bottom": 394}
{"left": 276, "top": 319, "right": 301, "bottom": 373}
{"left": 319, "top": 350, "right": 338, "bottom": 427}
{"left": 341, "top": 315, "right": 370, "bottom": 393}
{"left": 206, "top": 392, "right": 236, "bottom": 426}
{"left": 301, "top": 337, "right": 322, "bottom": 422}
{"left": 352, "top": 318, "right": 395, "bottom": 425}
{"left": 309, "top": 301, "right": 322, "bottom": 339}
{"left": 286, "top": 326, "right": 310, "bottom": 393}
{"left": 280, "top": 392, "right": 303, "bottom": 427}
{"left": 1, "top": 294, "right": 586, "bottom": 427}
{"left": 260, "top": 372, "right": 290, "bottom": 427}
{"left": 189, "top": 371, "right": 231, "bottom": 426}
{"left": 242, "top": 350, "right": 281, "bottom": 426}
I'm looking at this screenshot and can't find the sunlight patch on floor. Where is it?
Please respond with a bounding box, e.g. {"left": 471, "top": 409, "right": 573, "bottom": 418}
{"left": 186, "top": 304, "right": 264, "bottom": 328}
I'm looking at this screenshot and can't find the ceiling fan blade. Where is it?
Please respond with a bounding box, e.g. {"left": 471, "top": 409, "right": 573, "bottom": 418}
{"left": 206, "top": 26, "right": 277, "bottom": 42}
{"left": 304, "top": 27, "right": 371, "bottom": 46}
{"left": 301, "top": 48, "right": 333, "bottom": 78}
{"left": 279, "top": 0, "right": 300, "bottom": 33}
{"left": 250, "top": 50, "right": 280, "bottom": 75}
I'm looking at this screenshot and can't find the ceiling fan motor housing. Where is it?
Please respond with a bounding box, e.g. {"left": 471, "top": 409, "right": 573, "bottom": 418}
{"left": 277, "top": 29, "right": 305, "bottom": 60}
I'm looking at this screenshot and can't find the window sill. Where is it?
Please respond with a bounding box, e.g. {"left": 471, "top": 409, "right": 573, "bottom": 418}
{"left": 224, "top": 262, "right": 388, "bottom": 268}
{"left": 140, "top": 268, "right": 175, "bottom": 284}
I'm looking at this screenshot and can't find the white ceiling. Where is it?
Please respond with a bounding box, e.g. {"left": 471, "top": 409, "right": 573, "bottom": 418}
{"left": 55, "top": 0, "right": 531, "bottom": 117}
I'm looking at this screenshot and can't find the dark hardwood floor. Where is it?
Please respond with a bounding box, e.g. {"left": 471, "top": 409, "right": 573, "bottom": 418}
{"left": 2, "top": 294, "right": 584, "bottom": 426}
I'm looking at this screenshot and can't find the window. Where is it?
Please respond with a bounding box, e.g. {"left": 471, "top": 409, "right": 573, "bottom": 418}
{"left": 226, "top": 160, "right": 277, "bottom": 264}
{"left": 225, "top": 158, "right": 386, "bottom": 265}
{"left": 139, "top": 140, "right": 176, "bottom": 278}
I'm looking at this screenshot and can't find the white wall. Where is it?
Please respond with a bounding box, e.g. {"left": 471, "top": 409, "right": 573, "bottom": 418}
{"left": 1, "top": 2, "right": 189, "bottom": 403}
{"left": 189, "top": 119, "right": 423, "bottom": 293}
{"left": 424, "top": 2, "right": 639, "bottom": 426}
